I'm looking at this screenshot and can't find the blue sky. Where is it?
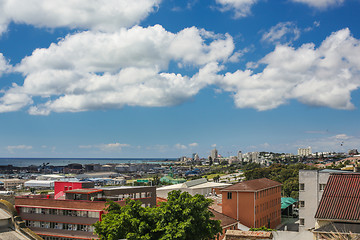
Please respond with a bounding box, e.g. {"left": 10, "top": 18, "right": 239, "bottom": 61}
{"left": 0, "top": 0, "right": 360, "bottom": 158}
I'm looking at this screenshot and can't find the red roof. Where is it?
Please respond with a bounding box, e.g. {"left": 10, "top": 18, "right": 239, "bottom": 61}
{"left": 209, "top": 209, "right": 239, "bottom": 228}
{"left": 315, "top": 173, "right": 360, "bottom": 221}
{"left": 221, "top": 178, "right": 281, "bottom": 192}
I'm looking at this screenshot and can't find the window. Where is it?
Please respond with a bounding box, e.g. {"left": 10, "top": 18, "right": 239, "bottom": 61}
{"left": 299, "top": 201, "right": 305, "bottom": 207}
{"left": 227, "top": 192, "right": 232, "bottom": 199}
{"left": 300, "top": 218, "right": 305, "bottom": 225}
{"left": 299, "top": 183, "right": 305, "bottom": 191}
{"left": 88, "top": 211, "right": 100, "bottom": 218}
{"left": 319, "top": 184, "right": 326, "bottom": 191}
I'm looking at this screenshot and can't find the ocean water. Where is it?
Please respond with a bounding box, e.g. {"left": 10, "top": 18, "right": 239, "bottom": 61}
{"left": 0, "top": 158, "right": 177, "bottom": 167}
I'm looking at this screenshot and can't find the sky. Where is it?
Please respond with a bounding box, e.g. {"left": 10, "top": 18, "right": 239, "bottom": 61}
{"left": 1, "top": 0, "right": 360, "bottom": 158}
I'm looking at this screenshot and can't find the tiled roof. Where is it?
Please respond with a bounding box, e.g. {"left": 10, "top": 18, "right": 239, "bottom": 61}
{"left": 221, "top": 178, "right": 281, "bottom": 192}
{"left": 224, "top": 230, "right": 273, "bottom": 239}
{"left": 315, "top": 173, "right": 360, "bottom": 221}
{"left": 209, "top": 209, "right": 239, "bottom": 228}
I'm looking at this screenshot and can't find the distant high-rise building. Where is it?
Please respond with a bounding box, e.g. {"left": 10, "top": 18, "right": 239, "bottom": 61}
{"left": 298, "top": 147, "right": 312, "bottom": 156}
{"left": 193, "top": 153, "right": 199, "bottom": 161}
{"left": 211, "top": 148, "right": 218, "bottom": 161}
{"left": 237, "top": 151, "right": 243, "bottom": 162}
{"left": 243, "top": 152, "right": 259, "bottom": 163}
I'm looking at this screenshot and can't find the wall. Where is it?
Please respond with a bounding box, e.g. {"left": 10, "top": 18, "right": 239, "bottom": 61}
{"left": 254, "top": 186, "right": 281, "bottom": 228}
{"left": 54, "top": 181, "right": 94, "bottom": 196}
{"left": 299, "top": 170, "right": 330, "bottom": 231}
{"left": 222, "top": 191, "right": 255, "bottom": 228}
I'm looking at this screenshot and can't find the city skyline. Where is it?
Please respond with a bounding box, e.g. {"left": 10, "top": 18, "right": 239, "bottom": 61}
{"left": 1, "top": 0, "right": 360, "bottom": 158}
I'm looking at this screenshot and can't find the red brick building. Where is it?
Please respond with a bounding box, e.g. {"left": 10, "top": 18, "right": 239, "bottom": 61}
{"left": 221, "top": 178, "right": 281, "bottom": 229}
{"left": 15, "top": 181, "right": 156, "bottom": 240}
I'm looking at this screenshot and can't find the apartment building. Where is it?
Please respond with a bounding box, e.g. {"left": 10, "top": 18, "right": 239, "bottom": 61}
{"left": 221, "top": 178, "right": 281, "bottom": 229}
{"left": 298, "top": 147, "right": 312, "bottom": 157}
{"left": 15, "top": 181, "right": 156, "bottom": 240}
{"left": 0, "top": 178, "right": 25, "bottom": 190}
{"left": 298, "top": 169, "right": 348, "bottom": 231}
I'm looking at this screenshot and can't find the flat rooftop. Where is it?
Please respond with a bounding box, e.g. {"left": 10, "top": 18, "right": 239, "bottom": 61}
{"left": 64, "top": 188, "right": 103, "bottom": 194}
{"left": 100, "top": 186, "right": 154, "bottom": 190}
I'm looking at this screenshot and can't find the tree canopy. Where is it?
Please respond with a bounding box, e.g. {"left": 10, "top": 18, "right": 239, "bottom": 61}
{"left": 243, "top": 163, "right": 315, "bottom": 198}
{"left": 94, "top": 190, "right": 222, "bottom": 240}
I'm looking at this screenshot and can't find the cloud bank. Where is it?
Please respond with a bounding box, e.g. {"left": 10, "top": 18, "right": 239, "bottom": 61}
{"left": 0, "top": 0, "right": 160, "bottom": 35}
{"left": 221, "top": 28, "right": 360, "bottom": 111}
{"left": 0, "top": 25, "right": 233, "bottom": 114}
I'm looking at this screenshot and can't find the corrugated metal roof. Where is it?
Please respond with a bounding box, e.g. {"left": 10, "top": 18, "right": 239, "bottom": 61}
{"left": 183, "top": 178, "right": 207, "bottom": 187}
{"left": 221, "top": 178, "right": 281, "bottom": 192}
{"left": 315, "top": 173, "right": 360, "bottom": 221}
{"left": 281, "top": 197, "right": 298, "bottom": 210}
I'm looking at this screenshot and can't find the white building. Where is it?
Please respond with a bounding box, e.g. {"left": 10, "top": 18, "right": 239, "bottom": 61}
{"left": 298, "top": 169, "right": 348, "bottom": 231}
{"left": 156, "top": 178, "right": 230, "bottom": 199}
{"left": 298, "top": 147, "right": 312, "bottom": 156}
{"left": 237, "top": 151, "right": 243, "bottom": 162}
{"left": 211, "top": 148, "right": 218, "bottom": 161}
{"left": 243, "top": 152, "right": 259, "bottom": 163}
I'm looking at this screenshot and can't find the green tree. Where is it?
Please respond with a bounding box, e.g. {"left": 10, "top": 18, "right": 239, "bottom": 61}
{"left": 93, "top": 199, "right": 157, "bottom": 240}
{"left": 243, "top": 163, "right": 315, "bottom": 198}
{"left": 94, "top": 191, "right": 222, "bottom": 240}
{"left": 156, "top": 191, "right": 222, "bottom": 240}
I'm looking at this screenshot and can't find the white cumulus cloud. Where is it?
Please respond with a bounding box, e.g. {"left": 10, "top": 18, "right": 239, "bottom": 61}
{"left": 0, "top": 0, "right": 160, "bottom": 35}
{"left": 291, "top": 0, "right": 345, "bottom": 9}
{"left": 0, "top": 25, "right": 232, "bottom": 114}
{"left": 221, "top": 28, "right": 360, "bottom": 111}
{"left": 215, "top": 0, "right": 258, "bottom": 18}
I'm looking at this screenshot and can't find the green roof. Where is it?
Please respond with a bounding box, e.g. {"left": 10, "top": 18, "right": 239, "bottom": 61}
{"left": 281, "top": 197, "right": 298, "bottom": 209}
{"left": 160, "top": 176, "right": 186, "bottom": 184}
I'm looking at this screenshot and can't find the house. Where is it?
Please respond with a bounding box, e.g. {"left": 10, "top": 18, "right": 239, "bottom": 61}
{"left": 221, "top": 178, "right": 281, "bottom": 229}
